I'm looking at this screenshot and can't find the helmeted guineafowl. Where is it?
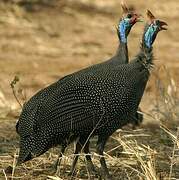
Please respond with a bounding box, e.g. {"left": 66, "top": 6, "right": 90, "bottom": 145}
{"left": 67, "top": 3, "right": 142, "bottom": 176}
{"left": 16, "top": 2, "right": 141, "bottom": 176}
{"left": 16, "top": 9, "right": 167, "bottom": 180}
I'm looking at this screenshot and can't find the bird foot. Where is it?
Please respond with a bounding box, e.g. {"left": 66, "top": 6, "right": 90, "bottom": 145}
{"left": 49, "top": 165, "right": 57, "bottom": 174}
{"left": 105, "top": 175, "right": 112, "bottom": 180}
{"left": 68, "top": 170, "right": 76, "bottom": 177}
{"left": 99, "top": 169, "right": 112, "bottom": 180}
{"left": 55, "top": 166, "right": 61, "bottom": 177}
{"left": 99, "top": 174, "right": 112, "bottom": 180}
{"left": 86, "top": 163, "right": 98, "bottom": 178}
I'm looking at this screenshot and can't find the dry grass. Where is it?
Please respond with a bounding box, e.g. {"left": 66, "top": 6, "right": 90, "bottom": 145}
{"left": 1, "top": 118, "right": 179, "bottom": 179}
{"left": 152, "top": 66, "right": 179, "bottom": 127}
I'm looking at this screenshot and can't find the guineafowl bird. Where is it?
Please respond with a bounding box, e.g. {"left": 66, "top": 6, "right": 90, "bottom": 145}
{"left": 16, "top": 9, "right": 167, "bottom": 180}
{"left": 67, "top": 2, "right": 142, "bottom": 176}
{"left": 16, "top": 2, "right": 141, "bottom": 176}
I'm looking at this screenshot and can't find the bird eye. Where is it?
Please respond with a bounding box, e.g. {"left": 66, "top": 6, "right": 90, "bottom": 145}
{"left": 127, "top": 14, "right": 132, "bottom": 18}
{"left": 155, "top": 20, "right": 160, "bottom": 25}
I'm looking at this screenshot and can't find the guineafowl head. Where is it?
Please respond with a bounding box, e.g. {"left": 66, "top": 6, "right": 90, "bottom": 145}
{"left": 16, "top": 104, "right": 54, "bottom": 165}
{"left": 16, "top": 107, "right": 35, "bottom": 164}
{"left": 143, "top": 10, "right": 168, "bottom": 48}
{"left": 117, "top": 2, "right": 141, "bottom": 43}
{"left": 16, "top": 130, "right": 53, "bottom": 165}
{"left": 16, "top": 136, "right": 35, "bottom": 164}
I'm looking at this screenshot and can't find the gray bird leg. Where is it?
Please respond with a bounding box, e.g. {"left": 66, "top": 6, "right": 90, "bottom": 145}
{"left": 83, "top": 140, "right": 98, "bottom": 177}
{"left": 69, "top": 137, "right": 97, "bottom": 177}
{"left": 96, "top": 136, "right": 111, "bottom": 180}
{"left": 69, "top": 140, "right": 82, "bottom": 176}
{"left": 55, "top": 144, "right": 66, "bottom": 175}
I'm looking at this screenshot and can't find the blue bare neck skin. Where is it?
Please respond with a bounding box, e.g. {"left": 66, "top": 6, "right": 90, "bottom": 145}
{"left": 114, "top": 19, "right": 131, "bottom": 64}
{"left": 132, "top": 24, "right": 156, "bottom": 66}
{"left": 144, "top": 23, "right": 158, "bottom": 48}
{"left": 119, "top": 19, "right": 130, "bottom": 43}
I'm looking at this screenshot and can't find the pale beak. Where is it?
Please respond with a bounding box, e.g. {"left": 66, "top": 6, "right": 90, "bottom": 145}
{"left": 159, "top": 21, "right": 168, "bottom": 30}
{"left": 136, "top": 14, "right": 143, "bottom": 23}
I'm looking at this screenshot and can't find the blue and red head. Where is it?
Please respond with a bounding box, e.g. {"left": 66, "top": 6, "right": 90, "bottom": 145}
{"left": 118, "top": 2, "right": 141, "bottom": 43}
{"left": 144, "top": 10, "right": 168, "bottom": 48}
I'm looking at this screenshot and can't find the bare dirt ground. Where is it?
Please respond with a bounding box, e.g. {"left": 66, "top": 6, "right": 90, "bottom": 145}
{"left": 0, "top": 0, "right": 179, "bottom": 179}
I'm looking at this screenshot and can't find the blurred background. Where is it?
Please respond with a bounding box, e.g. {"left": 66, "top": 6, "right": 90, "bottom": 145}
{"left": 0, "top": 0, "right": 178, "bottom": 110}
{"left": 0, "top": 0, "right": 179, "bottom": 179}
